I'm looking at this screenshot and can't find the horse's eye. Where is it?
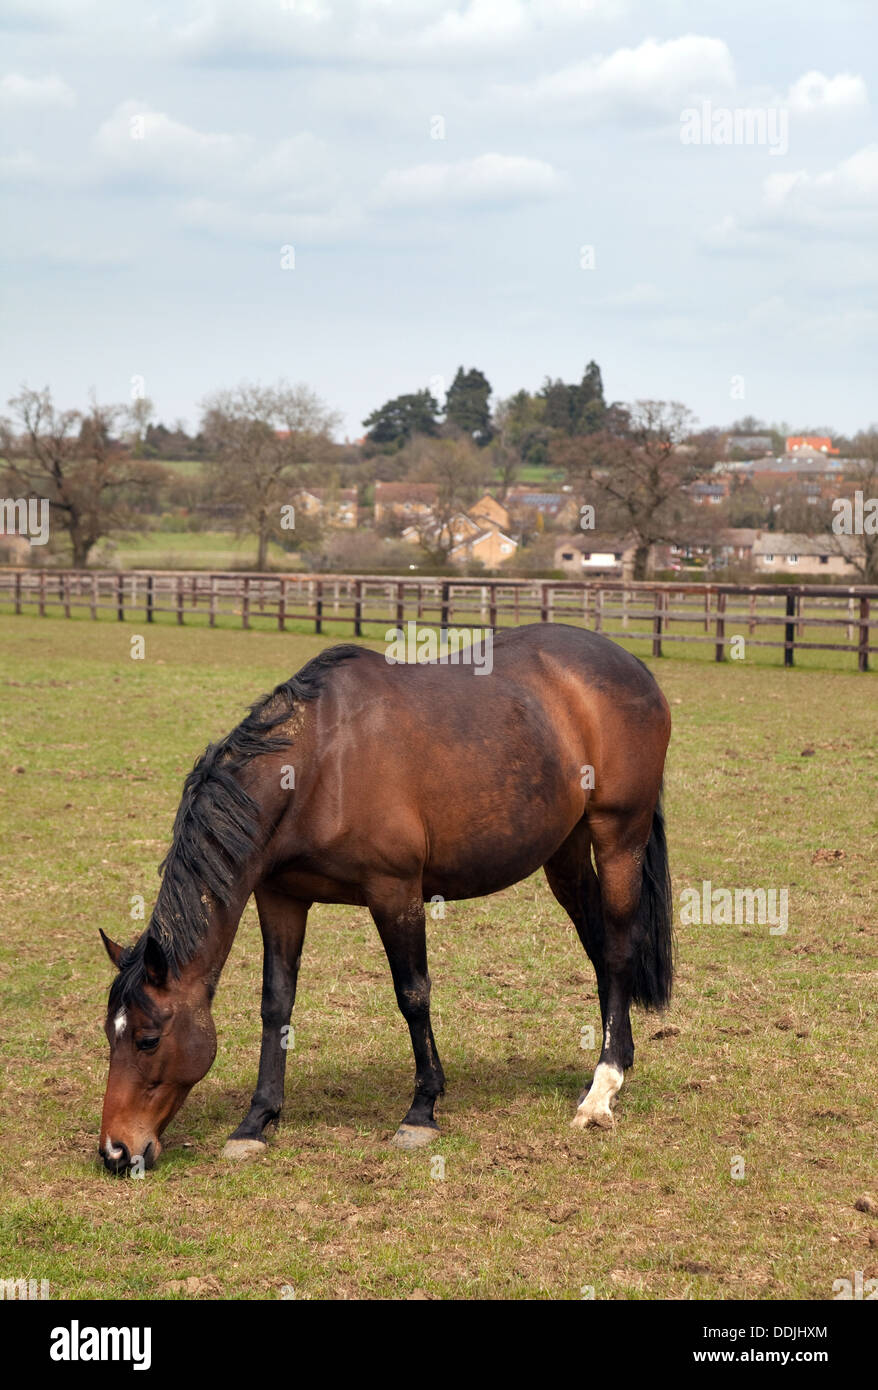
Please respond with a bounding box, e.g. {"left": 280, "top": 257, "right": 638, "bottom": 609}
{"left": 136, "top": 1036, "right": 160, "bottom": 1052}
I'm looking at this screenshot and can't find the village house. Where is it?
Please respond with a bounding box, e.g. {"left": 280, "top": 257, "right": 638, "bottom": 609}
{"left": 373, "top": 481, "right": 439, "bottom": 525}
{"left": 751, "top": 531, "right": 862, "bottom": 576}
{"left": 554, "top": 534, "right": 640, "bottom": 580}
{"left": 294, "top": 487, "right": 358, "bottom": 528}
{"left": 505, "top": 486, "right": 580, "bottom": 528}
{"left": 400, "top": 492, "right": 519, "bottom": 568}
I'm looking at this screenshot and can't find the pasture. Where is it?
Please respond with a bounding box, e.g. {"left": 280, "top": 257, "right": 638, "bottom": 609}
{"left": 0, "top": 614, "right": 875, "bottom": 1300}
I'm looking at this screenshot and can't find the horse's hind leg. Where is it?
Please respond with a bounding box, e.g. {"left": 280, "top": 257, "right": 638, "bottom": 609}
{"left": 544, "top": 822, "right": 626, "bottom": 1124}
{"left": 367, "top": 877, "right": 445, "bottom": 1151}
{"left": 571, "top": 809, "right": 653, "bottom": 1128}
{"left": 223, "top": 889, "right": 309, "bottom": 1160}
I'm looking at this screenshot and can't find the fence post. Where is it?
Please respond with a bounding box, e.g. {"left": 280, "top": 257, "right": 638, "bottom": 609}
{"left": 146, "top": 574, "right": 154, "bottom": 623}
{"left": 241, "top": 577, "right": 250, "bottom": 630}
{"left": 396, "top": 581, "right": 405, "bottom": 628}
{"left": 39, "top": 569, "right": 46, "bottom": 617}
{"left": 704, "top": 588, "right": 710, "bottom": 633}
{"left": 540, "top": 583, "right": 549, "bottom": 623}
{"left": 784, "top": 591, "right": 796, "bottom": 667}
{"left": 714, "top": 591, "right": 726, "bottom": 661}
{"left": 63, "top": 572, "right": 71, "bottom": 619}
{"left": 116, "top": 573, "right": 124, "bottom": 622}
{"left": 858, "top": 596, "right": 870, "bottom": 672}
{"left": 176, "top": 575, "right": 184, "bottom": 625}
{"left": 652, "top": 587, "right": 664, "bottom": 657}
{"left": 440, "top": 581, "right": 450, "bottom": 630}
{"left": 353, "top": 578, "right": 362, "bottom": 637}
{"left": 278, "top": 578, "right": 286, "bottom": 631}
{"left": 315, "top": 579, "right": 323, "bottom": 634}
{"left": 489, "top": 583, "right": 497, "bottom": 630}
{"left": 209, "top": 576, "right": 217, "bottom": 628}
{"left": 14, "top": 570, "right": 22, "bottom": 615}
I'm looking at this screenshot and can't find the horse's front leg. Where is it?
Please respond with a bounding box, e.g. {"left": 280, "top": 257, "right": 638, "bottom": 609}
{"left": 223, "top": 889, "right": 310, "bottom": 1160}
{"left": 368, "top": 877, "right": 445, "bottom": 1150}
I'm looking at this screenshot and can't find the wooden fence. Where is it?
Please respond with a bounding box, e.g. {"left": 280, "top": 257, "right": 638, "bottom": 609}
{"left": 1, "top": 568, "right": 876, "bottom": 670}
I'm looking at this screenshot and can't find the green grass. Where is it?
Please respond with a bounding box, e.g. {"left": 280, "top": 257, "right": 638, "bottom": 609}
{"left": 106, "top": 530, "right": 292, "bottom": 571}
{"left": 0, "top": 617, "right": 875, "bottom": 1300}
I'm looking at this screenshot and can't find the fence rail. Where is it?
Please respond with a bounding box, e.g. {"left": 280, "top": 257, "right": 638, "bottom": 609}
{"left": 1, "top": 568, "right": 876, "bottom": 669}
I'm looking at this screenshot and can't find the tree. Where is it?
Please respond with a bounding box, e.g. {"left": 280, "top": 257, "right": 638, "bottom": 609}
{"left": 404, "top": 435, "right": 488, "bottom": 564}
{"left": 1, "top": 386, "right": 163, "bottom": 567}
{"left": 555, "top": 399, "right": 709, "bottom": 579}
{"left": 823, "top": 430, "right": 878, "bottom": 583}
{"left": 493, "top": 390, "right": 551, "bottom": 470}
{"left": 363, "top": 390, "right": 440, "bottom": 452}
{"left": 444, "top": 366, "right": 493, "bottom": 445}
{"left": 201, "top": 381, "right": 339, "bottom": 570}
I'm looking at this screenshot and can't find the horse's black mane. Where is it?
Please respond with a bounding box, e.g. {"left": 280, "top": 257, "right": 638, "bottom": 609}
{"left": 108, "top": 645, "right": 361, "bottom": 1015}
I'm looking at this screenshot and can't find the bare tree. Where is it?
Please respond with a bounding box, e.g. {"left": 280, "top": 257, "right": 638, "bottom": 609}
{"left": 200, "top": 381, "right": 340, "bottom": 570}
{"left": 823, "top": 431, "right": 878, "bottom": 583}
{"left": 1, "top": 386, "right": 163, "bottom": 567}
{"left": 403, "top": 434, "right": 488, "bottom": 564}
{"left": 554, "top": 400, "right": 712, "bottom": 579}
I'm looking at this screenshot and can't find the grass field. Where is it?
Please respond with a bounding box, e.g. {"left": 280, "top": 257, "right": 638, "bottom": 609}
{"left": 0, "top": 615, "right": 875, "bottom": 1300}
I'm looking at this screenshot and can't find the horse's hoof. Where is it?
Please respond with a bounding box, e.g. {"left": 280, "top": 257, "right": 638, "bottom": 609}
{"left": 390, "top": 1123, "right": 438, "bottom": 1151}
{"left": 570, "top": 1106, "right": 615, "bottom": 1131}
{"left": 222, "top": 1138, "right": 268, "bottom": 1161}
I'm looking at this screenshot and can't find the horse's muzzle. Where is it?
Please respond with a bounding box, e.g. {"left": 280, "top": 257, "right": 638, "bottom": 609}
{"left": 100, "top": 1139, "right": 155, "bottom": 1175}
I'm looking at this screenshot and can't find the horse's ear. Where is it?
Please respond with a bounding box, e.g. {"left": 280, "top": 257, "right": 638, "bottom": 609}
{"left": 143, "top": 934, "right": 168, "bottom": 989}
{"left": 99, "top": 929, "right": 124, "bottom": 969}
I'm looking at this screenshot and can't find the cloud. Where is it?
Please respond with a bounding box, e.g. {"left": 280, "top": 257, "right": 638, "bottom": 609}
{"left": 93, "top": 101, "right": 334, "bottom": 203}
{"left": 373, "top": 152, "right": 568, "bottom": 208}
{"left": 0, "top": 72, "right": 75, "bottom": 106}
{"left": 170, "top": 0, "right": 622, "bottom": 67}
{"left": 491, "top": 34, "right": 735, "bottom": 121}
{"left": 763, "top": 146, "right": 878, "bottom": 217}
{"left": 786, "top": 69, "right": 868, "bottom": 115}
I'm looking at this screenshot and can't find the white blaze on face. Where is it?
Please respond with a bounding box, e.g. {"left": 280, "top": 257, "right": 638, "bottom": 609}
{"left": 114, "top": 1009, "right": 127, "bottom": 1039}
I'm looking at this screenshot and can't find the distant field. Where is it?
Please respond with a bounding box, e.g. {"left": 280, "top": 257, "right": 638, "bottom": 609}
{"left": 108, "top": 531, "right": 291, "bottom": 571}
{"left": 0, "top": 617, "right": 875, "bottom": 1299}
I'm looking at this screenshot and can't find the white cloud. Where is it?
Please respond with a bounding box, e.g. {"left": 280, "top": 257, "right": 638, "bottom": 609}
{"left": 0, "top": 72, "right": 75, "bottom": 107}
{"left": 786, "top": 69, "right": 868, "bottom": 115}
{"left": 93, "top": 101, "right": 334, "bottom": 203}
{"left": 764, "top": 146, "right": 878, "bottom": 213}
{"left": 373, "top": 152, "right": 568, "bottom": 208}
{"left": 171, "top": 0, "right": 622, "bottom": 66}
{"left": 491, "top": 35, "right": 735, "bottom": 120}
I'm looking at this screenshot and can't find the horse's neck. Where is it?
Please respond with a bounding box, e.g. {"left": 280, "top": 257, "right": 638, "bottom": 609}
{"left": 188, "top": 882, "right": 256, "bottom": 996}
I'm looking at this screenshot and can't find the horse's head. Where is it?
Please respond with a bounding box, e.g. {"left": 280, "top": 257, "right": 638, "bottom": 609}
{"left": 98, "top": 929, "right": 217, "bottom": 1175}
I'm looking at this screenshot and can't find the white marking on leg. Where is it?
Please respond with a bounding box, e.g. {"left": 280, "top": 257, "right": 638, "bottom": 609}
{"left": 114, "top": 1009, "right": 127, "bottom": 1038}
{"left": 571, "top": 1062, "right": 624, "bottom": 1129}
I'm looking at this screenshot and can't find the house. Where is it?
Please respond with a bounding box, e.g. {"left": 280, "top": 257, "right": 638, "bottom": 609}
{"left": 726, "top": 434, "right": 773, "bottom": 456}
{"left": 505, "top": 487, "right": 580, "bottom": 528}
{"left": 374, "top": 482, "right": 439, "bottom": 525}
{"left": 786, "top": 436, "right": 839, "bottom": 457}
{"left": 402, "top": 506, "right": 519, "bottom": 568}
{"left": 294, "top": 487, "right": 358, "bottom": 528}
{"left": 468, "top": 493, "right": 511, "bottom": 533}
{"left": 554, "top": 534, "right": 637, "bottom": 580}
{"left": 752, "top": 531, "right": 861, "bottom": 576}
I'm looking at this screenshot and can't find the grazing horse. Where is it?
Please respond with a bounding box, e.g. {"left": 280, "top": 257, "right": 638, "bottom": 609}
{"left": 99, "top": 623, "right": 672, "bottom": 1174}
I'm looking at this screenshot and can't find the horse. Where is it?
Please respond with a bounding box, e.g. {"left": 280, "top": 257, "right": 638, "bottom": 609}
{"left": 98, "top": 622, "right": 672, "bottom": 1174}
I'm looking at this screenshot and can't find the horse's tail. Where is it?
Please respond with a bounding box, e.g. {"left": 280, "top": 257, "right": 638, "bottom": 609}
{"left": 631, "top": 790, "right": 675, "bottom": 1010}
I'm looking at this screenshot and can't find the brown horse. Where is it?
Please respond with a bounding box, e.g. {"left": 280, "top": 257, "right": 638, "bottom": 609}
{"left": 99, "top": 622, "right": 672, "bottom": 1173}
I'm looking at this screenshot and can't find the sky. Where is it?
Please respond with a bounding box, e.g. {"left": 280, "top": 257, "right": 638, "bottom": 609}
{"left": 1, "top": 0, "right": 877, "bottom": 441}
